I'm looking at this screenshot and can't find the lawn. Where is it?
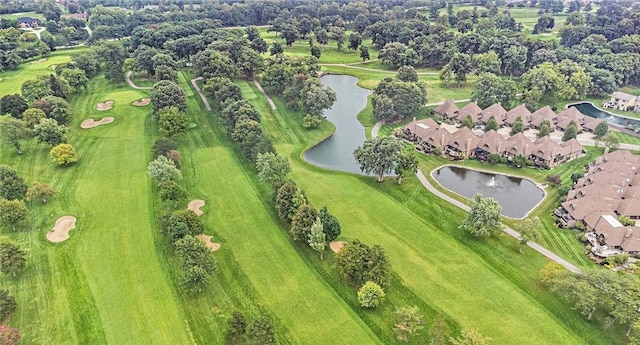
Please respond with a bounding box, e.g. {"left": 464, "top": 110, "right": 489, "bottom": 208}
{"left": 0, "top": 77, "right": 193, "bottom": 344}
{"left": 0, "top": 11, "right": 45, "bottom": 20}
{"left": 0, "top": 47, "right": 89, "bottom": 97}
{"left": 238, "top": 80, "right": 624, "bottom": 344}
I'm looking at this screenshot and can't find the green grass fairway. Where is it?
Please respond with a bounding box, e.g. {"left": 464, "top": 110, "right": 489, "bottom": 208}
{"left": 181, "top": 74, "right": 382, "bottom": 344}
{"left": 239, "top": 79, "right": 624, "bottom": 344}
{"left": 0, "top": 11, "right": 45, "bottom": 20}
{"left": 0, "top": 47, "right": 89, "bottom": 97}
{"left": 0, "top": 77, "right": 192, "bottom": 344}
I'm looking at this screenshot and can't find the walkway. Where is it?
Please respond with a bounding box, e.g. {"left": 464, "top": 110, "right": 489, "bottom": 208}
{"left": 253, "top": 78, "right": 277, "bottom": 110}
{"left": 125, "top": 71, "right": 152, "bottom": 90}
{"left": 190, "top": 77, "right": 211, "bottom": 111}
{"left": 373, "top": 119, "right": 581, "bottom": 273}
{"left": 319, "top": 63, "right": 439, "bottom": 75}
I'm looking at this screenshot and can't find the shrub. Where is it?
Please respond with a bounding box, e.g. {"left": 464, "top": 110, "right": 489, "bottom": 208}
{"left": 152, "top": 137, "right": 178, "bottom": 158}
{"left": 49, "top": 143, "right": 77, "bottom": 165}
{"left": 357, "top": 281, "right": 386, "bottom": 308}
{"left": 546, "top": 174, "right": 562, "bottom": 186}
{"left": 336, "top": 240, "right": 390, "bottom": 287}
{"left": 227, "top": 311, "right": 247, "bottom": 338}
{"left": 0, "top": 289, "right": 16, "bottom": 320}
{"left": 618, "top": 215, "right": 635, "bottom": 226}
{"left": 558, "top": 185, "right": 571, "bottom": 197}
{"left": 487, "top": 153, "right": 501, "bottom": 164}
{"left": 158, "top": 180, "right": 187, "bottom": 203}
{"left": 303, "top": 114, "right": 322, "bottom": 129}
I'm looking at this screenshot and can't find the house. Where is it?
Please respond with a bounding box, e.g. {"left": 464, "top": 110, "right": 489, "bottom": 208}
{"left": 555, "top": 107, "right": 585, "bottom": 132}
{"left": 444, "top": 127, "right": 478, "bottom": 158}
{"left": 480, "top": 103, "right": 507, "bottom": 127}
{"left": 529, "top": 136, "right": 561, "bottom": 168}
{"left": 593, "top": 215, "right": 640, "bottom": 256}
{"left": 504, "top": 104, "right": 532, "bottom": 129}
{"left": 475, "top": 130, "right": 504, "bottom": 160}
{"left": 401, "top": 118, "right": 439, "bottom": 142}
{"left": 402, "top": 118, "right": 449, "bottom": 154}
{"left": 559, "top": 139, "right": 585, "bottom": 162}
{"left": 582, "top": 117, "right": 604, "bottom": 133}
{"left": 17, "top": 17, "right": 41, "bottom": 28}
{"left": 456, "top": 102, "right": 483, "bottom": 126}
{"left": 609, "top": 91, "right": 638, "bottom": 111}
{"left": 529, "top": 106, "right": 557, "bottom": 129}
{"left": 431, "top": 100, "right": 459, "bottom": 122}
{"left": 502, "top": 132, "right": 532, "bottom": 160}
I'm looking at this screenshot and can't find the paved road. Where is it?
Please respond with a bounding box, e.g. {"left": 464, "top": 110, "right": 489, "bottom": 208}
{"left": 253, "top": 78, "right": 277, "bottom": 110}
{"left": 125, "top": 71, "right": 152, "bottom": 90}
{"left": 372, "top": 119, "right": 581, "bottom": 273}
{"left": 191, "top": 77, "right": 211, "bottom": 111}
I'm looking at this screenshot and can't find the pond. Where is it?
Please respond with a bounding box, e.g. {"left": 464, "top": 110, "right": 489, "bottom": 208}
{"left": 570, "top": 102, "right": 640, "bottom": 129}
{"left": 432, "top": 166, "right": 545, "bottom": 218}
{"left": 303, "top": 74, "right": 371, "bottom": 174}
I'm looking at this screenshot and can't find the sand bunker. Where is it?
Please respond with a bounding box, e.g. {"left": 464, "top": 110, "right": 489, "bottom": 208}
{"left": 47, "top": 216, "right": 76, "bottom": 243}
{"left": 81, "top": 117, "right": 114, "bottom": 129}
{"left": 197, "top": 234, "right": 221, "bottom": 252}
{"left": 96, "top": 100, "right": 114, "bottom": 111}
{"left": 50, "top": 64, "right": 57, "bottom": 70}
{"left": 31, "top": 58, "right": 47, "bottom": 64}
{"left": 131, "top": 98, "right": 150, "bottom": 106}
{"left": 330, "top": 241, "right": 346, "bottom": 253}
{"left": 188, "top": 199, "right": 205, "bottom": 216}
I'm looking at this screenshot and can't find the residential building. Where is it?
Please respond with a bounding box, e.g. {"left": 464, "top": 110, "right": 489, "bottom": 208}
{"left": 609, "top": 91, "right": 638, "bottom": 111}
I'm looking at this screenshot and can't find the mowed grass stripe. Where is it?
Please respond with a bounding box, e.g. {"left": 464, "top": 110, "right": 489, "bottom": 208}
{"left": 68, "top": 79, "right": 192, "bottom": 344}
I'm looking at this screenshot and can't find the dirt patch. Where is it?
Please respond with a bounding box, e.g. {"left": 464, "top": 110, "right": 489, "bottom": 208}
{"left": 31, "top": 58, "right": 47, "bottom": 64}
{"left": 188, "top": 199, "right": 205, "bottom": 216}
{"left": 47, "top": 216, "right": 76, "bottom": 243}
{"left": 131, "top": 98, "right": 151, "bottom": 106}
{"left": 50, "top": 64, "right": 57, "bottom": 70}
{"left": 96, "top": 100, "right": 114, "bottom": 111}
{"left": 81, "top": 117, "right": 114, "bottom": 129}
{"left": 197, "top": 234, "right": 221, "bottom": 252}
{"left": 330, "top": 241, "right": 346, "bottom": 253}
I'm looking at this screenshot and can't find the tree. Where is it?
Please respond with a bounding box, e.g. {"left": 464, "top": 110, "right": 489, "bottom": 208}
{"left": 290, "top": 204, "right": 317, "bottom": 242}
{"left": 147, "top": 155, "right": 182, "bottom": 182}
{"left": 21, "top": 77, "right": 52, "bottom": 103}
{"left": 150, "top": 81, "right": 187, "bottom": 114}
{"left": 0, "top": 119, "right": 28, "bottom": 155}
{"left": 459, "top": 194, "right": 502, "bottom": 238}
{"left": 275, "top": 180, "right": 306, "bottom": 221}
{"left": 0, "top": 166, "right": 27, "bottom": 201}
{"left": 449, "top": 53, "right": 472, "bottom": 87}
{"left": 307, "top": 217, "right": 326, "bottom": 259}
{"left": 510, "top": 117, "right": 524, "bottom": 135}
{"left": 60, "top": 68, "right": 88, "bottom": 93}
{"left": 517, "top": 216, "right": 541, "bottom": 253}
{"left": 601, "top": 132, "right": 620, "bottom": 151}
{"left": 450, "top": 328, "right": 490, "bottom": 345}
{"left": 502, "top": 45, "right": 528, "bottom": 76}
{"left": 310, "top": 45, "right": 321, "bottom": 59}
{"left": 299, "top": 79, "right": 337, "bottom": 117}
{"left": 358, "top": 281, "right": 386, "bottom": 308}
{"left": 303, "top": 114, "right": 322, "bottom": 128}
{"left": 354, "top": 136, "right": 404, "bottom": 182}
{"left": 539, "top": 262, "right": 568, "bottom": 289}
{"left": 0, "top": 200, "right": 27, "bottom": 232}
{"left": 0, "top": 325, "right": 20, "bottom": 345}
{"left": 158, "top": 180, "right": 187, "bottom": 204}
{"left": 256, "top": 152, "right": 290, "bottom": 188}
{"left": 33, "top": 118, "right": 67, "bottom": 147}
{"left": 512, "top": 154, "right": 528, "bottom": 168}
{"left": 395, "top": 149, "right": 418, "bottom": 184}
{"left": 533, "top": 15, "right": 555, "bottom": 34}
{"left": 25, "top": 182, "right": 55, "bottom": 204}
{"left": 175, "top": 235, "right": 216, "bottom": 293}
{"left": 0, "top": 94, "right": 27, "bottom": 118}
{"left": 0, "top": 289, "right": 16, "bottom": 320}
{"left": 471, "top": 73, "right": 518, "bottom": 109}
{"left": 22, "top": 108, "right": 45, "bottom": 129}
{"left": 269, "top": 42, "right": 284, "bottom": 57}
{"left": 318, "top": 206, "right": 340, "bottom": 242}
{"left": 227, "top": 311, "right": 247, "bottom": 339}
{"left": 96, "top": 41, "right": 125, "bottom": 83}
{"left": 537, "top": 121, "right": 551, "bottom": 138}
{"left": 246, "top": 316, "right": 277, "bottom": 345}
{"left": 394, "top": 306, "right": 425, "bottom": 343}
{"left": 330, "top": 26, "right": 346, "bottom": 51}
{"left": 562, "top": 121, "right": 578, "bottom": 142}
{"left": 158, "top": 107, "right": 189, "bottom": 138}
{"left": 0, "top": 243, "right": 26, "bottom": 276}
{"left": 485, "top": 116, "right": 498, "bottom": 132}
{"left": 152, "top": 138, "right": 178, "bottom": 158}
{"left": 439, "top": 64, "right": 454, "bottom": 88}
{"left": 348, "top": 33, "right": 362, "bottom": 50}
{"left": 379, "top": 42, "right": 411, "bottom": 68}
{"left": 33, "top": 96, "right": 70, "bottom": 124}
{"left": 281, "top": 24, "right": 299, "bottom": 46}
{"left": 429, "top": 314, "right": 452, "bottom": 345}
{"left": 593, "top": 121, "right": 608, "bottom": 138}
{"left": 237, "top": 48, "right": 264, "bottom": 78}
{"left": 472, "top": 51, "right": 501, "bottom": 75}
{"left": 397, "top": 66, "right": 419, "bottom": 83}
{"left": 50, "top": 144, "right": 77, "bottom": 166}
{"left": 336, "top": 240, "right": 390, "bottom": 287}
{"left": 359, "top": 46, "right": 370, "bottom": 62}
{"left": 461, "top": 115, "right": 473, "bottom": 129}
{"left": 521, "top": 62, "right": 562, "bottom": 99}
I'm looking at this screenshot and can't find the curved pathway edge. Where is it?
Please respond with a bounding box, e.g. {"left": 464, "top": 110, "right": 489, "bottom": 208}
{"left": 125, "top": 71, "right": 152, "bottom": 90}
{"left": 190, "top": 77, "right": 212, "bottom": 111}
{"left": 253, "top": 78, "right": 277, "bottom": 110}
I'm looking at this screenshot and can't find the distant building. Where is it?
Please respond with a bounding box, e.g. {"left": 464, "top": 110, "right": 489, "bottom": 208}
{"left": 607, "top": 91, "right": 639, "bottom": 112}
{"left": 17, "top": 17, "right": 41, "bottom": 28}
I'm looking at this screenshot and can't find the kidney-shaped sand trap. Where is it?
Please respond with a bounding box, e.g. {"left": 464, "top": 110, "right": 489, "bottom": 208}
{"left": 188, "top": 199, "right": 205, "bottom": 216}
{"left": 197, "top": 234, "right": 221, "bottom": 252}
{"left": 330, "top": 241, "right": 346, "bottom": 253}
{"left": 81, "top": 117, "right": 114, "bottom": 129}
{"left": 47, "top": 216, "right": 76, "bottom": 243}
{"left": 96, "top": 100, "right": 114, "bottom": 111}
{"left": 131, "top": 98, "right": 150, "bottom": 106}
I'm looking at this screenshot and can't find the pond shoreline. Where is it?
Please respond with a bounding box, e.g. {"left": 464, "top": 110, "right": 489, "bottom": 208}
{"left": 566, "top": 101, "right": 640, "bottom": 122}
{"left": 430, "top": 164, "right": 548, "bottom": 220}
